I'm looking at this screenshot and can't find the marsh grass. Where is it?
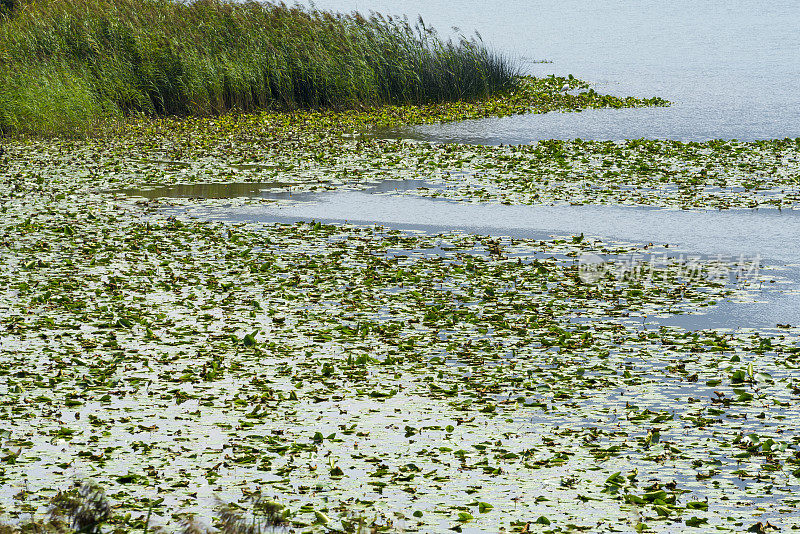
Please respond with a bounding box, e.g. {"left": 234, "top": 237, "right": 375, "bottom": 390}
{"left": 0, "top": 0, "right": 17, "bottom": 16}
{"left": 0, "top": 0, "right": 518, "bottom": 136}
{"left": 212, "top": 495, "right": 288, "bottom": 534}
{"left": 0, "top": 481, "right": 378, "bottom": 534}
{"left": 47, "top": 481, "right": 110, "bottom": 534}
{"left": 0, "top": 482, "right": 110, "bottom": 534}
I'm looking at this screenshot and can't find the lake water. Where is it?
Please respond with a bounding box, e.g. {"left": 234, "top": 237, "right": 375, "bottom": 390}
{"left": 6, "top": 4, "right": 800, "bottom": 528}
{"left": 133, "top": 1, "right": 800, "bottom": 328}
{"left": 175, "top": 190, "right": 800, "bottom": 265}
{"left": 302, "top": 0, "right": 800, "bottom": 144}
{"left": 146, "top": 187, "right": 798, "bottom": 330}
{"left": 291, "top": 0, "right": 800, "bottom": 330}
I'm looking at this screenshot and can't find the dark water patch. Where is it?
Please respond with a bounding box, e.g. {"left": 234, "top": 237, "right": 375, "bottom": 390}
{"left": 115, "top": 182, "right": 293, "bottom": 199}
{"left": 115, "top": 178, "right": 444, "bottom": 201}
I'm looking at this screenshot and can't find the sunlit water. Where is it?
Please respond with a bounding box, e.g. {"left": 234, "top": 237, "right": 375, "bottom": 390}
{"left": 301, "top": 0, "right": 800, "bottom": 144}
{"left": 177, "top": 191, "right": 800, "bottom": 264}
{"left": 135, "top": 183, "right": 800, "bottom": 330}
{"left": 130, "top": 1, "right": 800, "bottom": 327}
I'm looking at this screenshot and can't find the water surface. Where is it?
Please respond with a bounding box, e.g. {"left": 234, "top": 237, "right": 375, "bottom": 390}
{"left": 143, "top": 186, "right": 800, "bottom": 329}
{"left": 179, "top": 190, "right": 800, "bottom": 264}
{"left": 303, "top": 0, "right": 800, "bottom": 144}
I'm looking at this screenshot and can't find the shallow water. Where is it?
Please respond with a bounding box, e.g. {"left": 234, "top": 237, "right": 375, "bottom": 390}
{"left": 119, "top": 178, "right": 439, "bottom": 200}
{"left": 116, "top": 181, "right": 292, "bottom": 199}
{"left": 147, "top": 186, "right": 800, "bottom": 330}
{"left": 303, "top": 0, "right": 800, "bottom": 144}
{"left": 178, "top": 189, "right": 800, "bottom": 264}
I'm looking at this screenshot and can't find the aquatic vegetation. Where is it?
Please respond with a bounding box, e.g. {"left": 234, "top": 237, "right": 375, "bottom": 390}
{"left": 358, "top": 136, "right": 800, "bottom": 209}
{"left": 115, "top": 74, "right": 668, "bottom": 140}
{"left": 0, "top": 0, "right": 520, "bottom": 136}
{"left": 48, "top": 121, "right": 798, "bottom": 210}
{"left": 0, "top": 0, "right": 672, "bottom": 137}
{"left": 0, "top": 35, "right": 796, "bottom": 531}
{"left": 25, "top": 92, "right": 782, "bottom": 212}
{"left": 48, "top": 481, "right": 110, "bottom": 534}
{"left": 0, "top": 0, "right": 18, "bottom": 17}
{"left": 1, "top": 135, "right": 799, "bottom": 533}
{"left": 0, "top": 486, "right": 290, "bottom": 533}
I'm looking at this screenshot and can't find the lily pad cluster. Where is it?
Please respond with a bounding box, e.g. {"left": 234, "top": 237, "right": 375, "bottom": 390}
{"left": 110, "top": 75, "right": 668, "bottom": 140}
{"left": 1, "top": 153, "right": 798, "bottom": 532}
{"left": 22, "top": 117, "right": 795, "bottom": 212}
{"left": 1, "top": 77, "right": 798, "bottom": 533}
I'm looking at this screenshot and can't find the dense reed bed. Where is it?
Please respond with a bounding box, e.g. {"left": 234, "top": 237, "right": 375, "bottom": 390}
{"left": 0, "top": 0, "right": 518, "bottom": 136}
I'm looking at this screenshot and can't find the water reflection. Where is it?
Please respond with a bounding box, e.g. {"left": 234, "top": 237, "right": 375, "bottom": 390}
{"left": 116, "top": 178, "right": 442, "bottom": 200}
{"left": 116, "top": 182, "right": 292, "bottom": 199}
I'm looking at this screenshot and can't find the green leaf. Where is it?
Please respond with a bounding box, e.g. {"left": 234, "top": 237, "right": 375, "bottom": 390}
{"left": 685, "top": 517, "right": 708, "bottom": 527}
{"left": 329, "top": 466, "right": 344, "bottom": 477}
{"left": 653, "top": 505, "right": 672, "bottom": 517}
{"left": 641, "top": 490, "right": 667, "bottom": 502}
{"left": 624, "top": 494, "right": 646, "bottom": 505}
{"left": 243, "top": 330, "right": 259, "bottom": 347}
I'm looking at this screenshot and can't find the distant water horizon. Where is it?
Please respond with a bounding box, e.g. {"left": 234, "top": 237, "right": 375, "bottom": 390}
{"left": 300, "top": 0, "right": 800, "bottom": 144}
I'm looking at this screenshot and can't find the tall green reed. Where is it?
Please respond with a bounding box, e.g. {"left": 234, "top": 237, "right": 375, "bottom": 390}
{"left": 0, "top": 0, "right": 518, "bottom": 136}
